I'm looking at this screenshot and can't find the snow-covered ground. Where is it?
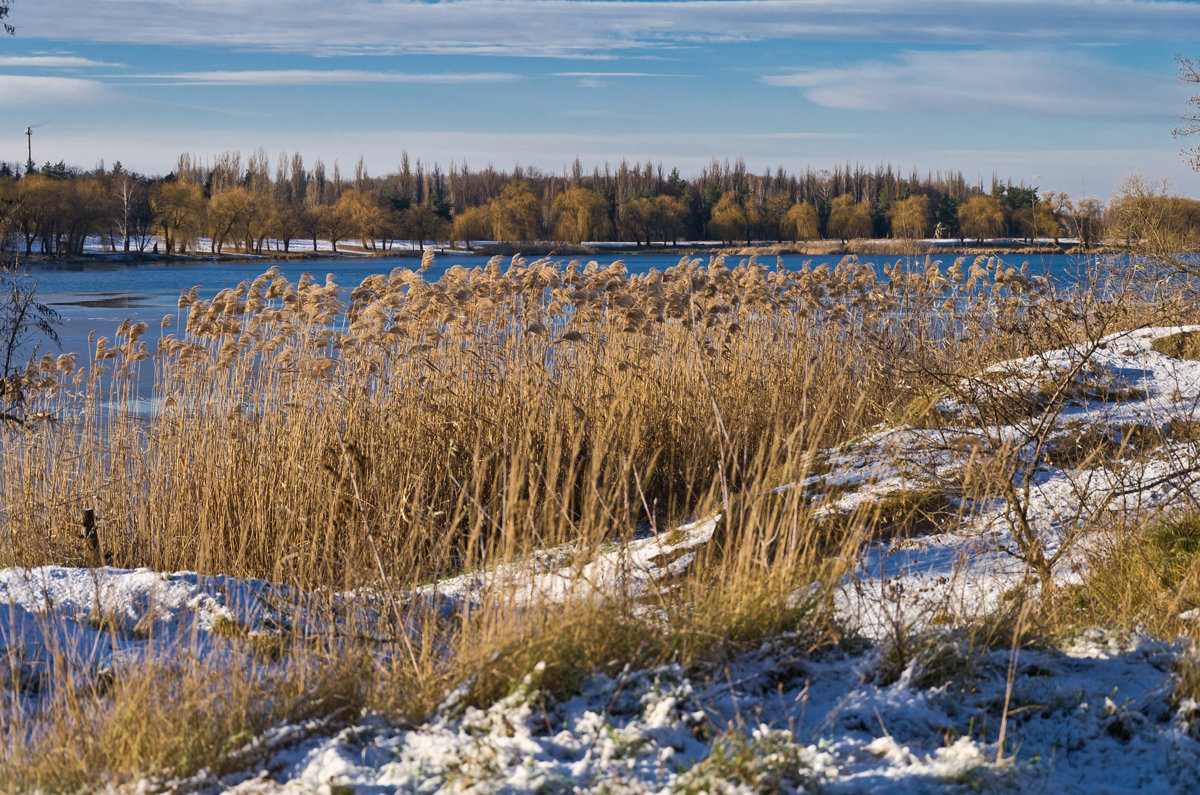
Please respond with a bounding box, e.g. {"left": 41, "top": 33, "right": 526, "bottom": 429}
{"left": 6, "top": 566, "right": 1199, "bottom": 793}
{"left": 829, "top": 324, "right": 1200, "bottom": 638}
{"left": 202, "top": 632, "right": 1200, "bottom": 794}
{"left": 9, "top": 325, "right": 1200, "bottom": 792}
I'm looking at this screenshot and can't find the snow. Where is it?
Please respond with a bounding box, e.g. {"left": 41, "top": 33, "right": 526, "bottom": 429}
{"left": 810, "top": 325, "right": 1200, "bottom": 639}
{"left": 10, "top": 325, "right": 1200, "bottom": 791}
{"left": 143, "top": 631, "right": 1200, "bottom": 793}
{"left": 0, "top": 565, "right": 352, "bottom": 719}
{"left": 423, "top": 515, "right": 718, "bottom": 608}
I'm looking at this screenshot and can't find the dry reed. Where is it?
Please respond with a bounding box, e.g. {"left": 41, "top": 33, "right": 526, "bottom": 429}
{"left": 0, "top": 252, "right": 1187, "bottom": 789}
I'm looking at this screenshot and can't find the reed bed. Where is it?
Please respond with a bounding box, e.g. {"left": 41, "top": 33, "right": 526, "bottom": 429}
{"left": 0, "top": 252, "right": 1189, "bottom": 789}
{"left": 0, "top": 253, "right": 1111, "bottom": 587}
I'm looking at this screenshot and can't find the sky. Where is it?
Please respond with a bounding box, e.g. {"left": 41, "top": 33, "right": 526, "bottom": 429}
{"left": 1, "top": 0, "right": 1199, "bottom": 201}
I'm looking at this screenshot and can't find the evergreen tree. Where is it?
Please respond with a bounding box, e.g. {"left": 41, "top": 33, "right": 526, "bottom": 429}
{"left": 934, "top": 195, "right": 961, "bottom": 240}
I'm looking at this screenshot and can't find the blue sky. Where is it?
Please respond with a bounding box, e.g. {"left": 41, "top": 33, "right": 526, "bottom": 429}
{"left": 2, "top": 0, "right": 1198, "bottom": 200}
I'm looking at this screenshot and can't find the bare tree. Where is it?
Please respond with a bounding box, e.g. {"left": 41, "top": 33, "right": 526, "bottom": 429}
{"left": 112, "top": 170, "right": 153, "bottom": 253}
{"left": 1109, "top": 173, "right": 1200, "bottom": 276}
{"left": 0, "top": 264, "right": 60, "bottom": 424}
{"left": 1177, "top": 55, "right": 1200, "bottom": 171}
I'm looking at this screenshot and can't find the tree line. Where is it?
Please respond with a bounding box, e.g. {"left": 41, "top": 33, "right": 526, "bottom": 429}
{"left": 0, "top": 151, "right": 1195, "bottom": 255}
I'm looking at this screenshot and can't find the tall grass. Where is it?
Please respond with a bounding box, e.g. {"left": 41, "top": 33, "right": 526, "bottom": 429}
{"left": 2, "top": 254, "right": 1109, "bottom": 582}
{"left": 0, "top": 252, "right": 1186, "bottom": 789}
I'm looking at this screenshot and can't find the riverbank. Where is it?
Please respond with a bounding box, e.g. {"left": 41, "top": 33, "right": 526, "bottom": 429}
{"left": 10, "top": 247, "right": 430, "bottom": 267}
{"left": 450, "top": 238, "right": 1118, "bottom": 259}
{"left": 7, "top": 238, "right": 1128, "bottom": 269}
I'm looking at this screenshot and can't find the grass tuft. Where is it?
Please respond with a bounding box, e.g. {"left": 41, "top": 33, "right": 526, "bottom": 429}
{"left": 1151, "top": 329, "right": 1200, "bottom": 360}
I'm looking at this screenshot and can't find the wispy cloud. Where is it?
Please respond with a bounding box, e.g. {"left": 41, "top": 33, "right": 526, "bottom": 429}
{"left": 0, "top": 75, "right": 116, "bottom": 104}
{"left": 553, "top": 72, "right": 693, "bottom": 78}
{"left": 764, "top": 49, "right": 1180, "bottom": 119}
{"left": 556, "top": 70, "right": 692, "bottom": 88}
{"left": 127, "top": 69, "right": 520, "bottom": 86}
{"left": 0, "top": 56, "right": 123, "bottom": 68}
{"left": 18, "top": 1, "right": 1200, "bottom": 57}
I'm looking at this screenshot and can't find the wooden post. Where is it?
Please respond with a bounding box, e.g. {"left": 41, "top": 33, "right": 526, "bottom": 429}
{"left": 82, "top": 508, "right": 106, "bottom": 566}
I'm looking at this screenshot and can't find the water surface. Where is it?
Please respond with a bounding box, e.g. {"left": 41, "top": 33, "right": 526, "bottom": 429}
{"left": 24, "top": 249, "right": 1103, "bottom": 370}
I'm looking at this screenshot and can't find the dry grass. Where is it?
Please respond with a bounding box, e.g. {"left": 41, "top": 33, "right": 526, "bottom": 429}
{"left": 3, "top": 643, "right": 370, "bottom": 792}
{"left": 0, "top": 252, "right": 1191, "bottom": 789}
{"left": 1046, "top": 510, "right": 1200, "bottom": 724}
{"left": 2, "top": 525, "right": 847, "bottom": 791}
{"left": 0, "top": 254, "right": 1074, "bottom": 584}
{"left": 1051, "top": 510, "right": 1200, "bottom": 639}
{"left": 1152, "top": 328, "right": 1200, "bottom": 360}
{"left": 720, "top": 239, "right": 936, "bottom": 257}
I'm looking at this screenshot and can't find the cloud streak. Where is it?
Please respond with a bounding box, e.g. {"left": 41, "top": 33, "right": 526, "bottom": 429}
{"left": 127, "top": 70, "right": 519, "bottom": 86}
{"left": 553, "top": 72, "right": 693, "bottom": 78}
{"left": 0, "top": 56, "right": 123, "bottom": 68}
{"left": 18, "top": 1, "right": 1200, "bottom": 57}
{"left": 0, "top": 75, "right": 116, "bottom": 105}
{"left": 764, "top": 49, "right": 1181, "bottom": 119}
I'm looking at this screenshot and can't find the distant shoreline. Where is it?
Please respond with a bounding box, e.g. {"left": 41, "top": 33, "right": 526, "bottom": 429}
{"left": 7, "top": 239, "right": 1130, "bottom": 269}
{"left": 463, "top": 240, "right": 1123, "bottom": 259}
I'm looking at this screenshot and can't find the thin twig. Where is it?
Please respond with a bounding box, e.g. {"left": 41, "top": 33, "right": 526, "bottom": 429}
{"left": 996, "top": 596, "right": 1032, "bottom": 765}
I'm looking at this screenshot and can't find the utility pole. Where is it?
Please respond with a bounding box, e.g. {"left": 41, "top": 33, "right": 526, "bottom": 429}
{"left": 24, "top": 126, "right": 33, "bottom": 175}
{"left": 1031, "top": 174, "right": 1040, "bottom": 242}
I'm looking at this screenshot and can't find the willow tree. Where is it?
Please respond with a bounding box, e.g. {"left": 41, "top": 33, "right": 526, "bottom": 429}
{"left": 452, "top": 205, "right": 492, "bottom": 248}
{"left": 708, "top": 192, "right": 750, "bottom": 244}
{"left": 552, "top": 187, "right": 610, "bottom": 244}
{"left": 889, "top": 195, "right": 930, "bottom": 240}
{"left": 653, "top": 195, "right": 687, "bottom": 244}
{"left": 957, "top": 195, "right": 1006, "bottom": 243}
{"left": 782, "top": 202, "right": 819, "bottom": 242}
{"left": 619, "top": 194, "right": 655, "bottom": 247}
{"left": 490, "top": 183, "right": 540, "bottom": 242}
{"left": 151, "top": 181, "right": 205, "bottom": 255}
{"left": 826, "top": 195, "right": 872, "bottom": 243}
{"left": 338, "top": 189, "right": 384, "bottom": 251}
